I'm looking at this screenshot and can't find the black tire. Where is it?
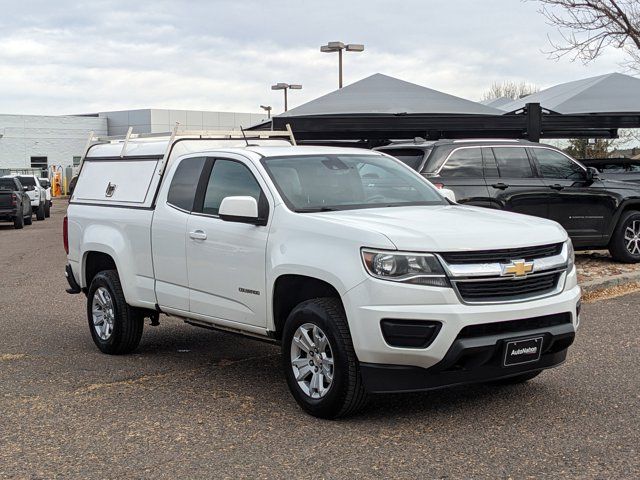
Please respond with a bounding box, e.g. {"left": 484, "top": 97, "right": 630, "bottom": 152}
{"left": 282, "top": 297, "right": 368, "bottom": 419}
{"left": 35, "top": 202, "right": 45, "bottom": 221}
{"left": 609, "top": 210, "right": 640, "bottom": 263}
{"left": 13, "top": 214, "right": 24, "bottom": 229}
{"left": 44, "top": 201, "right": 50, "bottom": 218}
{"left": 24, "top": 210, "right": 32, "bottom": 225}
{"left": 87, "top": 270, "right": 144, "bottom": 355}
{"left": 489, "top": 371, "right": 541, "bottom": 385}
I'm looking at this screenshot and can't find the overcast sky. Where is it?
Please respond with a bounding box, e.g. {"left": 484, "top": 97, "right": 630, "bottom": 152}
{"left": 0, "top": 0, "right": 631, "bottom": 115}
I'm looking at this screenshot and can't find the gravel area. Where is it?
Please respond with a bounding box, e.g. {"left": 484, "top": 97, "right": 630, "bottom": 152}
{"left": 1, "top": 203, "right": 639, "bottom": 479}
{"left": 575, "top": 250, "right": 640, "bottom": 283}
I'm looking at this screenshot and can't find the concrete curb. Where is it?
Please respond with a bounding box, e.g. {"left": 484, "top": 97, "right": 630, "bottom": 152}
{"left": 580, "top": 270, "right": 640, "bottom": 293}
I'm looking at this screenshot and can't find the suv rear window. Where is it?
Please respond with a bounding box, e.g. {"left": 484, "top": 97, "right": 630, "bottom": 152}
{"left": 379, "top": 148, "right": 428, "bottom": 171}
{"left": 439, "top": 148, "right": 483, "bottom": 177}
{"left": 18, "top": 176, "right": 36, "bottom": 187}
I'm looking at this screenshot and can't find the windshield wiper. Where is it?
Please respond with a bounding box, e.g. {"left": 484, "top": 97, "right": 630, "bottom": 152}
{"left": 294, "top": 207, "right": 340, "bottom": 213}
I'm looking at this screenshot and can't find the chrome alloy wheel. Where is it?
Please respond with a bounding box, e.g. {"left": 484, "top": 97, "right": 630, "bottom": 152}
{"left": 290, "top": 323, "right": 334, "bottom": 399}
{"left": 92, "top": 287, "right": 115, "bottom": 340}
{"left": 624, "top": 220, "right": 640, "bottom": 255}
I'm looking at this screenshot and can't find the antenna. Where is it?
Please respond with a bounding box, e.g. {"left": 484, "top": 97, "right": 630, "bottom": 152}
{"left": 240, "top": 126, "right": 249, "bottom": 146}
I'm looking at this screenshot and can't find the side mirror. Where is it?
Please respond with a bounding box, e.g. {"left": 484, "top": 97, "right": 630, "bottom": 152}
{"left": 438, "top": 188, "right": 456, "bottom": 203}
{"left": 586, "top": 167, "right": 600, "bottom": 183}
{"left": 219, "top": 196, "right": 265, "bottom": 225}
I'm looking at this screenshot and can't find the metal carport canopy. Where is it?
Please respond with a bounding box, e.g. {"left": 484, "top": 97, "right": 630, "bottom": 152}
{"left": 265, "top": 73, "right": 640, "bottom": 142}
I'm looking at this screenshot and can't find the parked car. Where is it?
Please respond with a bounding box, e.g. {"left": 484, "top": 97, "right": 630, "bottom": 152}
{"left": 64, "top": 133, "right": 580, "bottom": 418}
{"left": 0, "top": 177, "right": 33, "bottom": 229}
{"left": 376, "top": 139, "right": 640, "bottom": 263}
{"left": 1, "top": 175, "right": 47, "bottom": 221}
{"left": 38, "top": 177, "right": 52, "bottom": 217}
{"left": 580, "top": 158, "right": 640, "bottom": 184}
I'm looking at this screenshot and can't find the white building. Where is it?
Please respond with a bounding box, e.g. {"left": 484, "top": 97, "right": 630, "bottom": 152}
{"left": 97, "top": 109, "right": 266, "bottom": 136}
{"left": 0, "top": 114, "right": 107, "bottom": 173}
{"left": 0, "top": 109, "right": 266, "bottom": 173}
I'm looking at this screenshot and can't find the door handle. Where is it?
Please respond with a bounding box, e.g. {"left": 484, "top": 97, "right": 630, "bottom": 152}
{"left": 549, "top": 184, "right": 564, "bottom": 191}
{"left": 491, "top": 182, "right": 509, "bottom": 190}
{"left": 189, "top": 230, "right": 207, "bottom": 240}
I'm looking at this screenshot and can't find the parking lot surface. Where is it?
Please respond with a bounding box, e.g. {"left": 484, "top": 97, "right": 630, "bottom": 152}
{"left": 1, "top": 203, "right": 639, "bottom": 479}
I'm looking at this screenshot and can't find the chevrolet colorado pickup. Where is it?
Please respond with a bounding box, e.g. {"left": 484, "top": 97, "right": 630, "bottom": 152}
{"left": 0, "top": 177, "right": 33, "bottom": 229}
{"left": 64, "top": 131, "right": 580, "bottom": 418}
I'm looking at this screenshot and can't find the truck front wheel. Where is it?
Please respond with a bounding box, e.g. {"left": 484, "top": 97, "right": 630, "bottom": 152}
{"left": 282, "top": 297, "right": 368, "bottom": 419}
{"left": 87, "top": 270, "right": 143, "bottom": 354}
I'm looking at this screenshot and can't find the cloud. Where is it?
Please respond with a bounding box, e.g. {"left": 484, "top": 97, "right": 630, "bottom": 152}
{"left": 0, "top": 0, "right": 631, "bottom": 115}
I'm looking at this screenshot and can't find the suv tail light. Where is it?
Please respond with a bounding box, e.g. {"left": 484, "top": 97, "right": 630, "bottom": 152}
{"left": 11, "top": 193, "right": 17, "bottom": 206}
{"left": 63, "top": 215, "right": 69, "bottom": 254}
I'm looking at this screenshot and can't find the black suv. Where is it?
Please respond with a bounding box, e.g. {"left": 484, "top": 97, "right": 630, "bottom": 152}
{"left": 376, "top": 139, "right": 640, "bottom": 263}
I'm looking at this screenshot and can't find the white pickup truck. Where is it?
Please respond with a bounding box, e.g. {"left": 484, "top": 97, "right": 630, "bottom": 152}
{"left": 64, "top": 130, "right": 580, "bottom": 418}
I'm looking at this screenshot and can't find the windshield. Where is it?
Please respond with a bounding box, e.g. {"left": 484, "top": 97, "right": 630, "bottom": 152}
{"left": 262, "top": 154, "right": 447, "bottom": 212}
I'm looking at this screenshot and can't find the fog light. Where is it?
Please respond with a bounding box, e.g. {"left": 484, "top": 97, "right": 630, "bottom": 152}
{"left": 380, "top": 319, "right": 442, "bottom": 348}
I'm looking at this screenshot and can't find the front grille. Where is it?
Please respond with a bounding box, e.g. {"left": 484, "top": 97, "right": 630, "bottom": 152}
{"left": 454, "top": 272, "right": 561, "bottom": 302}
{"left": 457, "top": 312, "right": 572, "bottom": 339}
{"left": 440, "top": 243, "right": 563, "bottom": 264}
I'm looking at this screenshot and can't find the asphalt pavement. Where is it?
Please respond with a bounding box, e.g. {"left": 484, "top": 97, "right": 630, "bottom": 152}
{"left": 0, "top": 202, "right": 638, "bottom": 479}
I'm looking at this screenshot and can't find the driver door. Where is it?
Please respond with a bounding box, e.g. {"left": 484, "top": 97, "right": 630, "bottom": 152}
{"left": 185, "top": 156, "right": 271, "bottom": 327}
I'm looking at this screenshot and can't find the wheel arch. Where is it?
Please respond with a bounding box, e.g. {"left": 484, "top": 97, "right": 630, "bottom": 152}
{"left": 271, "top": 274, "right": 344, "bottom": 341}
{"left": 606, "top": 200, "right": 640, "bottom": 239}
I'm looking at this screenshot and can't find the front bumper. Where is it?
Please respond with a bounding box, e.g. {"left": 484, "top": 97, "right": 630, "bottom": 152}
{"left": 343, "top": 267, "right": 580, "bottom": 371}
{"left": 360, "top": 322, "right": 574, "bottom": 393}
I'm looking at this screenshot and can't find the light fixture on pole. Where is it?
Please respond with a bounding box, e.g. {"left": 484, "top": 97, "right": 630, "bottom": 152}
{"left": 260, "top": 105, "right": 272, "bottom": 119}
{"left": 271, "top": 83, "right": 302, "bottom": 112}
{"left": 320, "top": 41, "right": 364, "bottom": 88}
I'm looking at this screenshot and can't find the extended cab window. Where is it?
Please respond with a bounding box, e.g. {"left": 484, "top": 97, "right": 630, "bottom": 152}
{"left": 202, "top": 160, "right": 262, "bottom": 216}
{"left": 534, "top": 149, "right": 585, "bottom": 180}
{"left": 167, "top": 157, "right": 206, "bottom": 211}
{"left": 440, "top": 148, "right": 483, "bottom": 177}
{"left": 493, "top": 147, "right": 534, "bottom": 178}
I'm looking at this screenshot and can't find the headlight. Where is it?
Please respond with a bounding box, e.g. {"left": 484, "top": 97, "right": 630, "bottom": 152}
{"left": 361, "top": 249, "right": 449, "bottom": 287}
{"left": 566, "top": 239, "right": 575, "bottom": 270}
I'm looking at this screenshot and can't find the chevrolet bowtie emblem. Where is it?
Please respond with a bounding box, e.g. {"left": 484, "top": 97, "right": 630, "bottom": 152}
{"left": 502, "top": 259, "right": 534, "bottom": 277}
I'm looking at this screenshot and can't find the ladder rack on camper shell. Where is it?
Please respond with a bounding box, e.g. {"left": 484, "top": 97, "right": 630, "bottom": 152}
{"left": 71, "top": 125, "right": 297, "bottom": 209}
{"left": 79, "top": 124, "right": 297, "bottom": 175}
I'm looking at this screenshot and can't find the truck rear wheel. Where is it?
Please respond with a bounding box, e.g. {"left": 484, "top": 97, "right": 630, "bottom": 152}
{"left": 609, "top": 210, "right": 640, "bottom": 263}
{"left": 35, "top": 202, "right": 45, "bottom": 221}
{"left": 87, "top": 270, "right": 143, "bottom": 354}
{"left": 282, "top": 297, "right": 368, "bottom": 419}
{"left": 13, "top": 214, "right": 24, "bottom": 229}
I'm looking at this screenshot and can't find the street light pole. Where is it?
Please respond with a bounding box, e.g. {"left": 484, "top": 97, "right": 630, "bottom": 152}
{"left": 260, "top": 105, "right": 272, "bottom": 119}
{"left": 320, "top": 41, "right": 364, "bottom": 88}
{"left": 271, "top": 83, "right": 302, "bottom": 112}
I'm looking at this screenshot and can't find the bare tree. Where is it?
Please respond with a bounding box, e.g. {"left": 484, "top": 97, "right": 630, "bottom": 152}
{"left": 482, "top": 81, "right": 540, "bottom": 101}
{"left": 534, "top": 0, "right": 640, "bottom": 71}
